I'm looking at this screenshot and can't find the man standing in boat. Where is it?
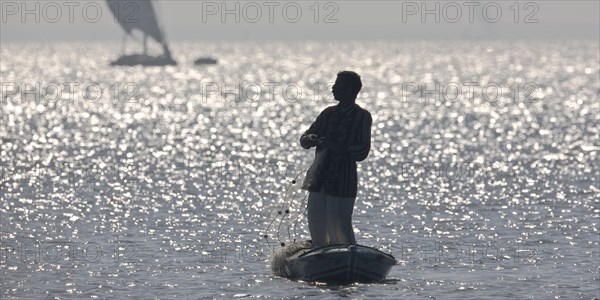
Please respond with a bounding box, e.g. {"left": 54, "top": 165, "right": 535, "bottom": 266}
{"left": 300, "top": 71, "right": 372, "bottom": 247}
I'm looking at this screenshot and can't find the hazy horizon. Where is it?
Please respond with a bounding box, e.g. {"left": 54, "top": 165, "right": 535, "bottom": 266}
{"left": 1, "top": 1, "right": 598, "bottom": 42}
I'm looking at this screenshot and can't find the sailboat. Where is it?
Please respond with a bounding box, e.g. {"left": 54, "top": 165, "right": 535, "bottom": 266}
{"left": 106, "top": 0, "right": 176, "bottom": 66}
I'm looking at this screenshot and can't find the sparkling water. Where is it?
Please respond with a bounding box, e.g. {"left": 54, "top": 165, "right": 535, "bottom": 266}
{"left": 1, "top": 41, "right": 598, "bottom": 299}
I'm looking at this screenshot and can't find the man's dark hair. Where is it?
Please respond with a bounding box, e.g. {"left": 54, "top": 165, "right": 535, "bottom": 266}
{"left": 337, "top": 71, "right": 362, "bottom": 96}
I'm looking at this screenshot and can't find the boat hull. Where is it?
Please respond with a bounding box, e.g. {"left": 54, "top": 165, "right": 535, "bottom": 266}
{"left": 272, "top": 242, "right": 396, "bottom": 284}
{"left": 110, "top": 54, "right": 176, "bottom": 66}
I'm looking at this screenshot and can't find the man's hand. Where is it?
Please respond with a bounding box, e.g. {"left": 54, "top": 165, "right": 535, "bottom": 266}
{"left": 301, "top": 134, "right": 327, "bottom": 149}
{"left": 305, "top": 134, "right": 320, "bottom": 147}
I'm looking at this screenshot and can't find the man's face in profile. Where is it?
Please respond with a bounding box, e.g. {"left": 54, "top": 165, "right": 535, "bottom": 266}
{"left": 332, "top": 77, "right": 350, "bottom": 101}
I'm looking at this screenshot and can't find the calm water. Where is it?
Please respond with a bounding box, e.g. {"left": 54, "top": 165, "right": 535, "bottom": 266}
{"left": 1, "top": 41, "right": 598, "bottom": 299}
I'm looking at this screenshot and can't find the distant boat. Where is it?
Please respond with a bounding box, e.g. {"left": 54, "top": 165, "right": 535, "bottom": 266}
{"left": 106, "top": 0, "right": 176, "bottom": 66}
{"left": 194, "top": 57, "right": 218, "bottom": 65}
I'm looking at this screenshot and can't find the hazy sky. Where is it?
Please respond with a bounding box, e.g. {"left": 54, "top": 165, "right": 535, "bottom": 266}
{"left": 1, "top": 0, "right": 599, "bottom": 42}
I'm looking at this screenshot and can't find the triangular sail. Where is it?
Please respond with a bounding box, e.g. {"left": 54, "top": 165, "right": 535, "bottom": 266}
{"left": 106, "top": 0, "right": 165, "bottom": 44}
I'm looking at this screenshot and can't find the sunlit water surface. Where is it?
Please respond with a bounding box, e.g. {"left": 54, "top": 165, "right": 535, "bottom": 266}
{"left": 1, "top": 41, "right": 599, "bottom": 299}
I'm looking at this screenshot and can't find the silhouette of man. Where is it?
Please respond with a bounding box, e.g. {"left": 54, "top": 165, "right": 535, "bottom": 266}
{"left": 300, "top": 71, "right": 372, "bottom": 247}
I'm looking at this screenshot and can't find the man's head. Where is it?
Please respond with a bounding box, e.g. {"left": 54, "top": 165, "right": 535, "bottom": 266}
{"left": 332, "top": 71, "right": 362, "bottom": 102}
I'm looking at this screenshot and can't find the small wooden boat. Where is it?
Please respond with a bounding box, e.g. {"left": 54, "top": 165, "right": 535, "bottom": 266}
{"left": 272, "top": 241, "right": 396, "bottom": 284}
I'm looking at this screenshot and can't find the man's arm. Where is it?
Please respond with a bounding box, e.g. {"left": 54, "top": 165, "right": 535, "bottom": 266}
{"left": 300, "top": 109, "right": 328, "bottom": 149}
{"left": 348, "top": 110, "right": 371, "bottom": 161}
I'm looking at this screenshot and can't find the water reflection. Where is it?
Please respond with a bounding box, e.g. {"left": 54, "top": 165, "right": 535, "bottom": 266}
{"left": 0, "top": 41, "right": 598, "bottom": 299}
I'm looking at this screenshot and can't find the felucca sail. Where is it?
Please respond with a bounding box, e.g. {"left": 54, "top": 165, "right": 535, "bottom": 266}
{"left": 106, "top": 0, "right": 173, "bottom": 61}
